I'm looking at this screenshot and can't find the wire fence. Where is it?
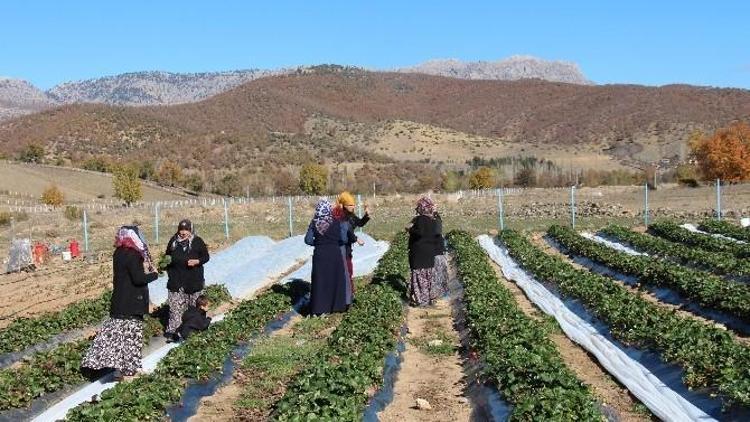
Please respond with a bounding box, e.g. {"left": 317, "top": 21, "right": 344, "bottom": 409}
{"left": 2, "top": 182, "right": 750, "bottom": 265}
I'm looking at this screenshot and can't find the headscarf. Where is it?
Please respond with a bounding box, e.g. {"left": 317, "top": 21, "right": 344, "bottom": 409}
{"left": 171, "top": 219, "right": 194, "bottom": 252}
{"left": 114, "top": 225, "right": 155, "bottom": 270}
{"left": 416, "top": 196, "right": 436, "bottom": 217}
{"left": 337, "top": 191, "right": 356, "bottom": 207}
{"left": 313, "top": 199, "right": 334, "bottom": 235}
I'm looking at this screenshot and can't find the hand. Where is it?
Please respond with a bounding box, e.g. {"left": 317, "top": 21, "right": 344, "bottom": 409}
{"left": 356, "top": 238, "right": 365, "bottom": 246}
{"left": 187, "top": 259, "right": 200, "bottom": 267}
{"left": 364, "top": 204, "right": 370, "bottom": 215}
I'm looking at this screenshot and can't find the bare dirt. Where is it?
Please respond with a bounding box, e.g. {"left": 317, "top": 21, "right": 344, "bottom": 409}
{"left": 377, "top": 299, "right": 472, "bottom": 422}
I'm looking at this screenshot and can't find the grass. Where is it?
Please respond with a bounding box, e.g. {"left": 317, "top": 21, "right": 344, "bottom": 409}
{"left": 409, "top": 317, "right": 457, "bottom": 357}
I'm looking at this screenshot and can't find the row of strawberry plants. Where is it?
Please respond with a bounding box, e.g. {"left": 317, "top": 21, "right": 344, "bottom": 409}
{"left": 601, "top": 224, "right": 750, "bottom": 277}
{"left": 448, "top": 231, "right": 602, "bottom": 420}
{"left": 699, "top": 219, "right": 750, "bottom": 243}
{"left": 650, "top": 220, "right": 750, "bottom": 258}
{"left": 272, "top": 233, "right": 408, "bottom": 421}
{"left": 0, "top": 291, "right": 112, "bottom": 355}
{"left": 0, "top": 285, "right": 232, "bottom": 411}
{"left": 550, "top": 225, "right": 750, "bottom": 321}
{"left": 65, "top": 283, "right": 294, "bottom": 421}
{"left": 500, "top": 229, "right": 750, "bottom": 407}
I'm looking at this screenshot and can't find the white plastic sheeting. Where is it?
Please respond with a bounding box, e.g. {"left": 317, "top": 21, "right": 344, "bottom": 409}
{"left": 284, "top": 233, "right": 389, "bottom": 282}
{"left": 477, "top": 235, "right": 715, "bottom": 422}
{"left": 149, "top": 235, "right": 312, "bottom": 304}
{"left": 681, "top": 223, "right": 747, "bottom": 244}
{"left": 580, "top": 232, "right": 647, "bottom": 256}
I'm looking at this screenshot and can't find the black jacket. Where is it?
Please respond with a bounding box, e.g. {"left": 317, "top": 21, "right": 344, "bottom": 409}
{"left": 408, "top": 215, "right": 438, "bottom": 269}
{"left": 110, "top": 247, "right": 159, "bottom": 318}
{"left": 178, "top": 306, "right": 212, "bottom": 340}
{"left": 344, "top": 213, "right": 370, "bottom": 258}
{"left": 165, "top": 235, "right": 210, "bottom": 294}
{"left": 434, "top": 213, "right": 446, "bottom": 256}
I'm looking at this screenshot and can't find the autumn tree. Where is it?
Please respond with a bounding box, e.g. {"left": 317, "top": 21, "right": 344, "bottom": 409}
{"left": 299, "top": 163, "right": 328, "bottom": 195}
{"left": 157, "top": 160, "right": 183, "bottom": 187}
{"left": 469, "top": 167, "right": 494, "bottom": 189}
{"left": 19, "top": 144, "right": 44, "bottom": 163}
{"left": 514, "top": 167, "right": 537, "bottom": 188}
{"left": 41, "top": 185, "right": 64, "bottom": 207}
{"left": 691, "top": 122, "right": 750, "bottom": 182}
{"left": 113, "top": 163, "right": 142, "bottom": 206}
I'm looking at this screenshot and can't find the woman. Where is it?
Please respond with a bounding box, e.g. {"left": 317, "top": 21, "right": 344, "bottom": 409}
{"left": 81, "top": 226, "right": 158, "bottom": 380}
{"left": 337, "top": 192, "right": 369, "bottom": 289}
{"left": 407, "top": 196, "right": 443, "bottom": 306}
{"left": 163, "top": 219, "right": 210, "bottom": 341}
{"left": 305, "top": 199, "right": 349, "bottom": 315}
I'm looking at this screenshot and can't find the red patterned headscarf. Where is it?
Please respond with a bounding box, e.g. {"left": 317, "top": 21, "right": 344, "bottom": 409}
{"left": 114, "top": 226, "right": 154, "bottom": 271}
{"left": 416, "top": 196, "right": 436, "bottom": 217}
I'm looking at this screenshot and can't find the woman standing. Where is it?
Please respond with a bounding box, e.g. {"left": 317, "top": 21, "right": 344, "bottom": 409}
{"left": 163, "top": 219, "right": 210, "bottom": 340}
{"left": 305, "top": 199, "right": 349, "bottom": 315}
{"left": 433, "top": 211, "right": 450, "bottom": 295}
{"left": 407, "top": 197, "right": 443, "bottom": 306}
{"left": 81, "top": 226, "right": 158, "bottom": 380}
{"left": 336, "top": 192, "right": 367, "bottom": 295}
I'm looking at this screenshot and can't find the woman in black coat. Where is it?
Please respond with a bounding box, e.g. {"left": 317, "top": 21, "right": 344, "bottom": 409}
{"left": 81, "top": 226, "right": 158, "bottom": 380}
{"left": 305, "top": 199, "right": 349, "bottom": 315}
{"left": 163, "top": 219, "right": 210, "bottom": 340}
{"left": 407, "top": 196, "right": 443, "bottom": 306}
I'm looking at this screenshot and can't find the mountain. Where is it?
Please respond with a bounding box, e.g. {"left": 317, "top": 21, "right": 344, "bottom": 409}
{"left": 398, "top": 56, "right": 592, "bottom": 85}
{"left": 47, "top": 69, "right": 290, "bottom": 106}
{"left": 2, "top": 68, "right": 749, "bottom": 176}
{"left": 0, "top": 77, "right": 58, "bottom": 121}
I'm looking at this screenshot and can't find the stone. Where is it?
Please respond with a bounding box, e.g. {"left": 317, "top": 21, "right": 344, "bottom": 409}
{"left": 415, "top": 398, "right": 432, "bottom": 410}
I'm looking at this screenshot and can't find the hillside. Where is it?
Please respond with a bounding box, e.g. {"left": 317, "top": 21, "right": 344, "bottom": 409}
{"left": 1, "top": 68, "right": 749, "bottom": 192}
{"left": 0, "top": 161, "right": 190, "bottom": 202}
{"left": 0, "top": 78, "right": 58, "bottom": 121}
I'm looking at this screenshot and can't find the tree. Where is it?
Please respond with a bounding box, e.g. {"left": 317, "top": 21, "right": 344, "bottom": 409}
{"left": 113, "top": 164, "right": 142, "bottom": 205}
{"left": 691, "top": 122, "right": 750, "bottom": 182}
{"left": 19, "top": 144, "right": 44, "bottom": 163}
{"left": 299, "top": 163, "right": 328, "bottom": 195}
{"left": 514, "top": 167, "right": 537, "bottom": 187}
{"left": 41, "top": 185, "right": 64, "bottom": 207}
{"left": 157, "top": 160, "right": 183, "bottom": 187}
{"left": 441, "top": 170, "right": 463, "bottom": 192}
{"left": 469, "top": 167, "right": 494, "bottom": 189}
{"left": 213, "top": 173, "right": 241, "bottom": 196}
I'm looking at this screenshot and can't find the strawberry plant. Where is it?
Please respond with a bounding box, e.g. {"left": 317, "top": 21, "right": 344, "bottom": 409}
{"left": 501, "top": 229, "right": 750, "bottom": 407}
{"left": 650, "top": 220, "right": 750, "bottom": 258}
{"left": 699, "top": 219, "right": 750, "bottom": 243}
{"left": 448, "top": 231, "right": 602, "bottom": 421}
{"left": 272, "top": 233, "right": 408, "bottom": 421}
{"left": 601, "top": 224, "right": 750, "bottom": 277}
{"left": 549, "top": 225, "right": 750, "bottom": 321}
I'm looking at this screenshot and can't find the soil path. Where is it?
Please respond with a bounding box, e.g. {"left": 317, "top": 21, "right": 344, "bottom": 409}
{"left": 378, "top": 257, "right": 472, "bottom": 422}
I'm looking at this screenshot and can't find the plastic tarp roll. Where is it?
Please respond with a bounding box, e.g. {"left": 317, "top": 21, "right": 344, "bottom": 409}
{"left": 581, "top": 232, "right": 647, "bottom": 256}
{"left": 477, "top": 235, "right": 715, "bottom": 422}
{"left": 681, "top": 223, "right": 747, "bottom": 244}
{"left": 150, "top": 235, "right": 313, "bottom": 304}
{"left": 285, "top": 233, "right": 389, "bottom": 282}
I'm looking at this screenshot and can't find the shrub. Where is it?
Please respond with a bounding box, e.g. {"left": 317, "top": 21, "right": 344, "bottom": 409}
{"left": 41, "top": 185, "right": 64, "bottom": 207}
{"left": 64, "top": 206, "right": 83, "bottom": 221}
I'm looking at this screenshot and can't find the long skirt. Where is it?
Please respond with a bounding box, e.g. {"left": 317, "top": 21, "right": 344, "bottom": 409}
{"left": 433, "top": 254, "right": 450, "bottom": 296}
{"left": 310, "top": 245, "right": 348, "bottom": 315}
{"left": 166, "top": 288, "right": 203, "bottom": 334}
{"left": 408, "top": 267, "right": 440, "bottom": 307}
{"left": 81, "top": 317, "right": 144, "bottom": 376}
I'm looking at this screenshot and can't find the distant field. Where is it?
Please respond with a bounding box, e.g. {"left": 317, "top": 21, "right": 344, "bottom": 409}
{"left": 0, "top": 162, "right": 189, "bottom": 202}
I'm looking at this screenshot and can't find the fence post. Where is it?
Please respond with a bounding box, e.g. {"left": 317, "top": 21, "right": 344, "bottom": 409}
{"left": 154, "top": 203, "right": 160, "bottom": 245}
{"left": 83, "top": 210, "right": 89, "bottom": 253}
{"left": 9, "top": 216, "right": 14, "bottom": 241}
{"left": 497, "top": 188, "right": 505, "bottom": 231}
{"left": 644, "top": 183, "right": 649, "bottom": 226}
{"left": 716, "top": 178, "right": 722, "bottom": 220}
{"left": 223, "top": 198, "right": 230, "bottom": 241}
{"left": 287, "top": 196, "right": 293, "bottom": 237}
{"left": 570, "top": 186, "right": 576, "bottom": 229}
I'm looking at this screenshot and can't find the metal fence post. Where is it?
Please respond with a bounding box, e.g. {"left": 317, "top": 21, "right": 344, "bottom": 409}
{"left": 497, "top": 188, "right": 505, "bottom": 231}
{"left": 223, "top": 198, "right": 230, "bottom": 240}
{"left": 154, "top": 204, "right": 160, "bottom": 245}
{"left": 716, "top": 178, "right": 722, "bottom": 220}
{"left": 644, "top": 183, "right": 649, "bottom": 226}
{"left": 83, "top": 210, "right": 89, "bottom": 253}
{"left": 571, "top": 186, "right": 576, "bottom": 229}
{"left": 288, "top": 197, "right": 293, "bottom": 237}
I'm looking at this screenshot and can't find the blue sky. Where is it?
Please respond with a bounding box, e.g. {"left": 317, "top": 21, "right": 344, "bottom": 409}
{"left": 1, "top": 1, "right": 748, "bottom": 89}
